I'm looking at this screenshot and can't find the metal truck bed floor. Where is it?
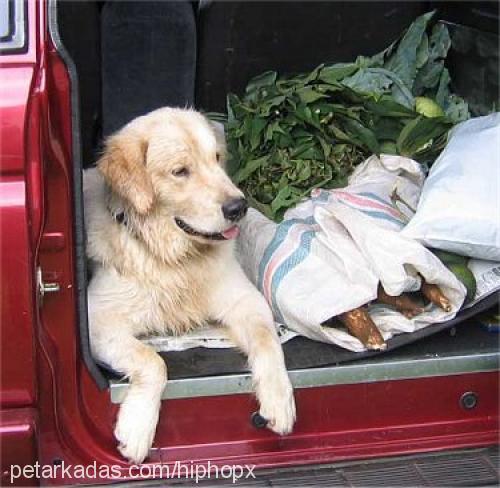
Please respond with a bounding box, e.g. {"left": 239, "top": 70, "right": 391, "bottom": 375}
{"left": 109, "top": 299, "right": 499, "bottom": 402}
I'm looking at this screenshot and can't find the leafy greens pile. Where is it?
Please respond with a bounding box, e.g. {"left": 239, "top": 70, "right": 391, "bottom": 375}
{"left": 221, "top": 11, "right": 469, "bottom": 221}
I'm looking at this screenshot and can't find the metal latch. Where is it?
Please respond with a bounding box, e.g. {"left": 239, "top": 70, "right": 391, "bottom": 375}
{"left": 37, "top": 267, "right": 60, "bottom": 303}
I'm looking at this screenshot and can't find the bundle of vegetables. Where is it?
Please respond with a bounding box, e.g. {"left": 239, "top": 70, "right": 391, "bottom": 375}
{"left": 221, "top": 11, "right": 469, "bottom": 221}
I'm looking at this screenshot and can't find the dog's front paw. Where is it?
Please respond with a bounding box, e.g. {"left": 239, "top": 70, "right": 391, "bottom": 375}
{"left": 114, "top": 397, "right": 160, "bottom": 464}
{"left": 258, "top": 374, "right": 296, "bottom": 436}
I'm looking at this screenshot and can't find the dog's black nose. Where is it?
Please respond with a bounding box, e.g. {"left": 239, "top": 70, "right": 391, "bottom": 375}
{"left": 222, "top": 197, "right": 248, "bottom": 221}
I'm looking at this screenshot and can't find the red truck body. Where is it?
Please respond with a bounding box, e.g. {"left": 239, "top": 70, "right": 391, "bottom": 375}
{"left": 0, "top": 1, "right": 498, "bottom": 485}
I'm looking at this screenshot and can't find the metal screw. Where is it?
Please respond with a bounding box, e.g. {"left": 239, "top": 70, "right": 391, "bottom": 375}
{"left": 460, "top": 391, "right": 478, "bottom": 410}
{"left": 251, "top": 411, "right": 268, "bottom": 429}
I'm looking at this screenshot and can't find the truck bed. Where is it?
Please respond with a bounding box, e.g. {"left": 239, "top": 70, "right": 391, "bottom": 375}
{"left": 108, "top": 296, "right": 499, "bottom": 401}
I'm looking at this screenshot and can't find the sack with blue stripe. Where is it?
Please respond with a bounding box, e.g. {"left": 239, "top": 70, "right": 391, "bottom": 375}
{"left": 236, "top": 154, "right": 467, "bottom": 352}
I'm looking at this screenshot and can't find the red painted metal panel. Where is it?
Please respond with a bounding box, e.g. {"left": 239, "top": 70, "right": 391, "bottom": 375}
{"left": 0, "top": 68, "right": 34, "bottom": 174}
{"left": 0, "top": 10, "right": 39, "bottom": 413}
{"left": 0, "top": 408, "right": 38, "bottom": 487}
{"left": 0, "top": 177, "right": 37, "bottom": 409}
{"left": 0, "top": 0, "right": 39, "bottom": 415}
{"left": 36, "top": 371, "right": 498, "bottom": 485}
{"left": 150, "top": 371, "right": 500, "bottom": 466}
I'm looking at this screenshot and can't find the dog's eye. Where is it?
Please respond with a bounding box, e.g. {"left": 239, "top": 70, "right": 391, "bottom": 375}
{"left": 172, "top": 167, "right": 190, "bottom": 177}
{"left": 216, "top": 152, "right": 220, "bottom": 162}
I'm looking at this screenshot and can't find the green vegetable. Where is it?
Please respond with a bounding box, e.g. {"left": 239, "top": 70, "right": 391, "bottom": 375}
{"left": 216, "top": 11, "right": 469, "bottom": 221}
{"left": 415, "top": 96, "right": 445, "bottom": 117}
{"left": 448, "top": 263, "right": 477, "bottom": 303}
{"left": 430, "top": 249, "right": 477, "bottom": 303}
{"left": 430, "top": 249, "right": 468, "bottom": 266}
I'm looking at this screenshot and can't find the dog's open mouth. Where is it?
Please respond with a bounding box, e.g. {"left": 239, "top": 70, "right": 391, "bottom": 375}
{"left": 174, "top": 218, "right": 240, "bottom": 240}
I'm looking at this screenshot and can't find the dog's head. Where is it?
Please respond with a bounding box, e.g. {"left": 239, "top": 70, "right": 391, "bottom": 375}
{"left": 98, "top": 108, "right": 247, "bottom": 245}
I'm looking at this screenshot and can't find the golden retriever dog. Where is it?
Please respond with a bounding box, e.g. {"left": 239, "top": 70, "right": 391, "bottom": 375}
{"left": 83, "top": 107, "right": 296, "bottom": 464}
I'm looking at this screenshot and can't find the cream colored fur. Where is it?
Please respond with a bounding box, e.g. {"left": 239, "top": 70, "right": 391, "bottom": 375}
{"left": 84, "top": 107, "right": 295, "bottom": 464}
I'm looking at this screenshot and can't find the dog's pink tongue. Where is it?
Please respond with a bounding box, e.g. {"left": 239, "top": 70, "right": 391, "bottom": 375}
{"left": 222, "top": 226, "right": 240, "bottom": 240}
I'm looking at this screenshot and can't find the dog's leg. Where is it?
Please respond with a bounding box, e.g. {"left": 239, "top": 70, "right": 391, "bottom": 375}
{"left": 210, "top": 269, "right": 296, "bottom": 435}
{"left": 225, "top": 302, "right": 296, "bottom": 435}
{"left": 91, "top": 321, "right": 167, "bottom": 464}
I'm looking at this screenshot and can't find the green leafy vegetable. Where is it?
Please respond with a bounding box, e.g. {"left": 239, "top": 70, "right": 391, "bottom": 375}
{"left": 215, "top": 11, "right": 469, "bottom": 221}
{"left": 415, "top": 96, "right": 445, "bottom": 117}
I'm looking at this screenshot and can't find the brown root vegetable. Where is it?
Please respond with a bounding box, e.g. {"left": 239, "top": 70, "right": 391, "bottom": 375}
{"left": 421, "top": 282, "right": 452, "bottom": 312}
{"left": 339, "top": 308, "right": 386, "bottom": 351}
{"left": 377, "top": 285, "right": 424, "bottom": 318}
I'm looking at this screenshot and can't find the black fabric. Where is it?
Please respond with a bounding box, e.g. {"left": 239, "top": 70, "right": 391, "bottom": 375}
{"left": 57, "top": 0, "right": 101, "bottom": 166}
{"left": 446, "top": 23, "right": 499, "bottom": 117}
{"left": 431, "top": 1, "right": 499, "bottom": 34}
{"left": 101, "top": 0, "right": 196, "bottom": 136}
{"left": 103, "top": 293, "right": 498, "bottom": 381}
{"left": 195, "top": 1, "right": 428, "bottom": 112}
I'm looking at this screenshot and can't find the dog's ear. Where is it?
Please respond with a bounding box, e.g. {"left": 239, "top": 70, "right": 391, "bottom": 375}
{"left": 98, "top": 131, "right": 154, "bottom": 215}
{"left": 209, "top": 120, "right": 227, "bottom": 161}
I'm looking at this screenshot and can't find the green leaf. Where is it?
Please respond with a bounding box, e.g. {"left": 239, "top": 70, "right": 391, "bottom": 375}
{"left": 259, "top": 95, "right": 286, "bottom": 116}
{"left": 296, "top": 161, "right": 312, "bottom": 182}
{"left": 416, "top": 33, "right": 429, "bottom": 68}
{"left": 265, "top": 121, "right": 287, "bottom": 142}
{"left": 372, "top": 117, "right": 405, "bottom": 140}
{"left": 246, "top": 194, "right": 274, "bottom": 220}
{"left": 329, "top": 121, "right": 354, "bottom": 143}
{"left": 390, "top": 84, "right": 415, "bottom": 109}
{"left": 363, "top": 96, "right": 415, "bottom": 117}
{"left": 396, "top": 116, "right": 451, "bottom": 157}
{"left": 292, "top": 145, "right": 323, "bottom": 160}
{"left": 317, "top": 136, "right": 332, "bottom": 159}
{"left": 384, "top": 11, "right": 435, "bottom": 89}
{"left": 249, "top": 117, "right": 267, "bottom": 150}
{"left": 271, "top": 186, "right": 293, "bottom": 213}
{"left": 341, "top": 68, "right": 393, "bottom": 96}
{"left": 346, "top": 67, "right": 415, "bottom": 108}
{"left": 369, "top": 68, "right": 415, "bottom": 108}
{"left": 295, "top": 104, "right": 321, "bottom": 128}
{"left": 276, "top": 131, "right": 294, "bottom": 148}
{"left": 226, "top": 94, "right": 238, "bottom": 123}
{"left": 435, "top": 67, "right": 451, "bottom": 108}
{"left": 232, "top": 155, "right": 269, "bottom": 183}
{"left": 290, "top": 142, "right": 312, "bottom": 158}
{"left": 318, "top": 63, "right": 358, "bottom": 83}
{"left": 293, "top": 64, "right": 324, "bottom": 85}
{"left": 413, "top": 60, "right": 444, "bottom": 95}
{"left": 428, "top": 23, "right": 451, "bottom": 60}
{"left": 246, "top": 71, "right": 278, "bottom": 94}
{"left": 380, "top": 140, "right": 399, "bottom": 155}
{"left": 445, "top": 95, "right": 470, "bottom": 123}
{"left": 296, "top": 86, "right": 328, "bottom": 104}
{"left": 342, "top": 118, "right": 380, "bottom": 154}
